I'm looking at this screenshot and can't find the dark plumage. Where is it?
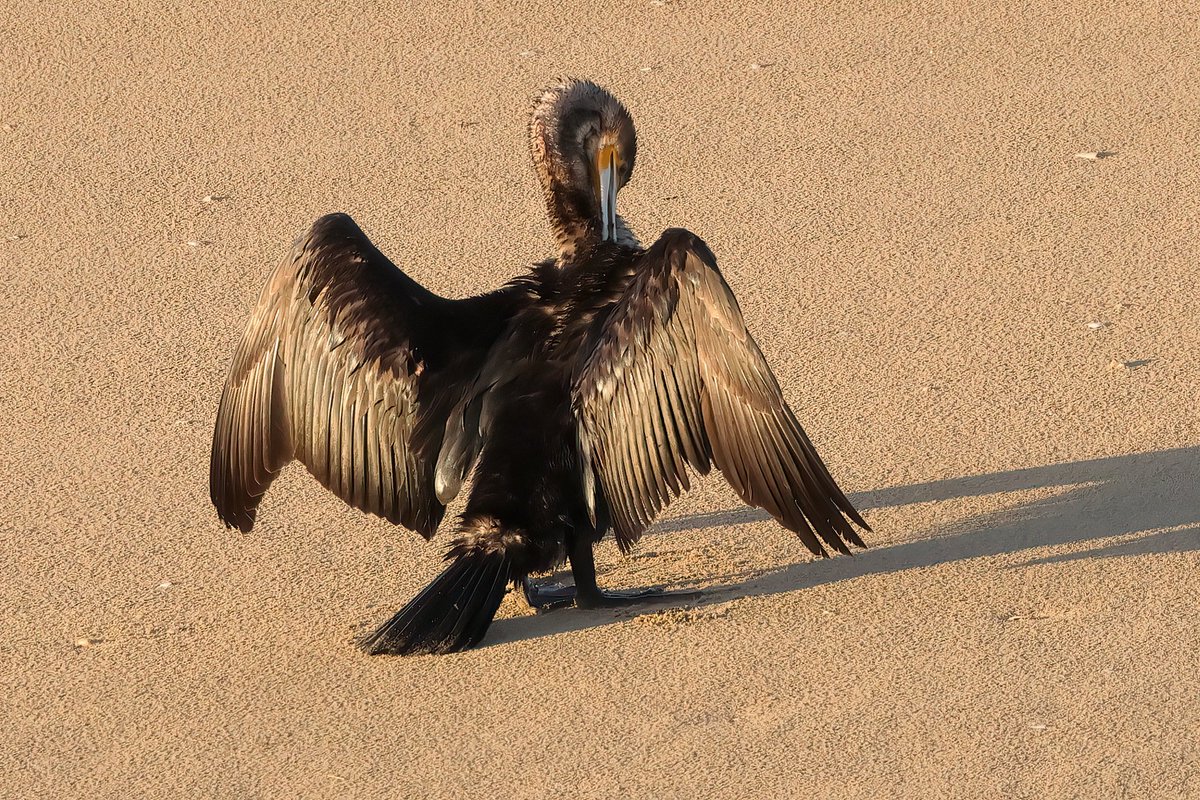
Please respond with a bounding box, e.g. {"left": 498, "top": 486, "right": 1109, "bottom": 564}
{"left": 209, "top": 79, "right": 868, "bottom": 656}
{"left": 208, "top": 213, "right": 527, "bottom": 537}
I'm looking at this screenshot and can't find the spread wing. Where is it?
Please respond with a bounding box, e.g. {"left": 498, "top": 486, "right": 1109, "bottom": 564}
{"left": 209, "top": 213, "right": 522, "bottom": 536}
{"left": 573, "top": 229, "right": 869, "bottom": 555}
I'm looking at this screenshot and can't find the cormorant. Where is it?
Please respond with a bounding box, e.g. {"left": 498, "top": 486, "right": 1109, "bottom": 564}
{"left": 209, "top": 79, "right": 869, "bottom": 656}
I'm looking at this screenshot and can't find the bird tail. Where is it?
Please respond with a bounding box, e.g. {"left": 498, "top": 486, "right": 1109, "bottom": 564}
{"left": 360, "top": 517, "right": 534, "bottom": 656}
{"left": 360, "top": 551, "right": 511, "bottom": 656}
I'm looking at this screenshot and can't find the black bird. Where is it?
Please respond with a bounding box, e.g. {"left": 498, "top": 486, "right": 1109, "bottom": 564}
{"left": 209, "top": 79, "right": 869, "bottom": 656}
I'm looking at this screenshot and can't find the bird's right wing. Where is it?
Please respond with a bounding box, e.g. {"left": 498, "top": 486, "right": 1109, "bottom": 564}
{"left": 573, "top": 229, "right": 869, "bottom": 555}
{"left": 210, "top": 213, "right": 520, "bottom": 537}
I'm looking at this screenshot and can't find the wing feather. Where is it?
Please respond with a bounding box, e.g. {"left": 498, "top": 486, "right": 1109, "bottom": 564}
{"left": 210, "top": 213, "right": 522, "bottom": 536}
{"left": 574, "top": 229, "right": 868, "bottom": 553}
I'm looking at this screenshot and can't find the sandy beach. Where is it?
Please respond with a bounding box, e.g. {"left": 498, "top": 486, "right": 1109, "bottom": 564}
{"left": 2, "top": 1, "right": 1198, "bottom": 797}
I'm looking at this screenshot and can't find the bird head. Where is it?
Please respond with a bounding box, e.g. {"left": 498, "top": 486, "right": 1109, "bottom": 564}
{"left": 530, "top": 79, "right": 637, "bottom": 252}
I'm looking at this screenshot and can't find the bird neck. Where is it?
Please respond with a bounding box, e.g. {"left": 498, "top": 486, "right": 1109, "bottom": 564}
{"left": 551, "top": 214, "right": 641, "bottom": 262}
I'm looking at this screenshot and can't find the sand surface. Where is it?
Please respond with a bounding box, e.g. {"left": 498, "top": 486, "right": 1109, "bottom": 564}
{"left": 3, "top": 1, "right": 1198, "bottom": 797}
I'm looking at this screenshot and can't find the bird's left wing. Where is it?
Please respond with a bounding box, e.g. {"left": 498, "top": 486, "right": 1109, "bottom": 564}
{"left": 573, "top": 229, "right": 869, "bottom": 554}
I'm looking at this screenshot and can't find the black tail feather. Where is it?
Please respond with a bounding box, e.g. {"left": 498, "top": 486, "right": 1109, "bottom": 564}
{"left": 361, "top": 551, "right": 511, "bottom": 656}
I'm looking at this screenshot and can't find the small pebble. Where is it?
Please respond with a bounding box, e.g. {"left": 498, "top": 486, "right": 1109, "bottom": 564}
{"left": 1086, "top": 321, "right": 1109, "bottom": 330}
{"left": 200, "top": 194, "right": 227, "bottom": 204}
{"left": 74, "top": 637, "right": 102, "bottom": 648}
{"left": 185, "top": 239, "right": 211, "bottom": 248}
{"left": 158, "top": 580, "right": 174, "bottom": 590}
{"left": 1110, "top": 358, "right": 1151, "bottom": 370}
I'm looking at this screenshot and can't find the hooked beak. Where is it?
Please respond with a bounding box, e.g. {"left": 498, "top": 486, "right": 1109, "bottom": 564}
{"left": 596, "top": 144, "right": 618, "bottom": 242}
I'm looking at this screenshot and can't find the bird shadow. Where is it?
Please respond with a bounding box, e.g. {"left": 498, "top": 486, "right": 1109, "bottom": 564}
{"left": 486, "top": 446, "right": 1200, "bottom": 647}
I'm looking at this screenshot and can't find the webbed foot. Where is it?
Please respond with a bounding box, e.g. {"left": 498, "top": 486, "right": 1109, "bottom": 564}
{"left": 575, "top": 586, "right": 703, "bottom": 609}
{"left": 522, "top": 576, "right": 577, "bottom": 611}
{"left": 522, "top": 577, "right": 702, "bottom": 611}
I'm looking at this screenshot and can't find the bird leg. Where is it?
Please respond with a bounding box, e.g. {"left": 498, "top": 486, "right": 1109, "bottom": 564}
{"left": 522, "top": 534, "right": 703, "bottom": 611}
{"left": 567, "top": 534, "right": 702, "bottom": 609}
